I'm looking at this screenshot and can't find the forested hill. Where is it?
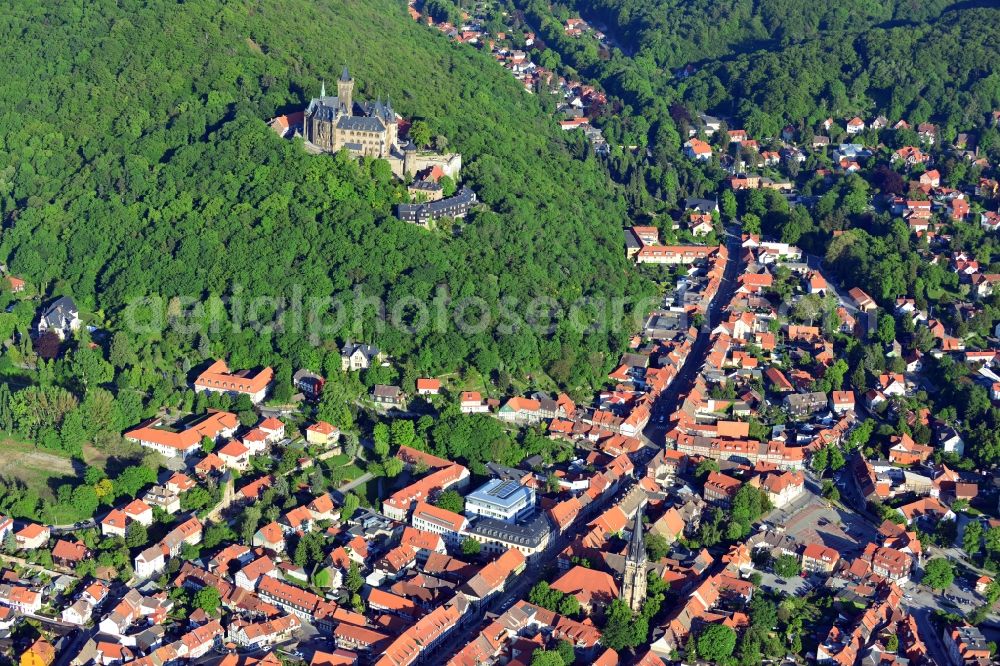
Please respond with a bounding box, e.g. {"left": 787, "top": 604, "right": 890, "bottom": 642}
{"left": 526, "top": 1, "right": 999, "bottom": 141}
{"left": 580, "top": 0, "right": 969, "bottom": 69}
{"left": 683, "top": 6, "right": 1000, "bottom": 134}
{"left": 0, "top": 0, "right": 649, "bottom": 394}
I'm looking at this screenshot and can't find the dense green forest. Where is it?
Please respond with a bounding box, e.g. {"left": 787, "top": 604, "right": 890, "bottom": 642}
{"left": 579, "top": 0, "right": 968, "bottom": 68}
{"left": 525, "top": 1, "right": 1000, "bottom": 134}
{"left": 0, "top": 0, "right": 653, "bottom": 397}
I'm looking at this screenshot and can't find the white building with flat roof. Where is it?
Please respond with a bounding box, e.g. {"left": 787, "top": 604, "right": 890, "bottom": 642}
{"left": 465, "top": 479, "right": 535, "bottom": 523}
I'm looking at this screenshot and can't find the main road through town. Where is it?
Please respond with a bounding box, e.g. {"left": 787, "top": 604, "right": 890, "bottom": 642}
{"left": 643, "top": 224, "right": 744, "bottom": 443}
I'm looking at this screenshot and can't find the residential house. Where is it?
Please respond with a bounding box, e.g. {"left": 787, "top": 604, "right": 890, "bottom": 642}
{"left": 62, "top": 599, "right": 94, "bottom": 625}
{"left": 372, "top": 385, "right": 406, "bottom": 410}
{"left": 498, "top": 397, "right": 542, "bottom": 425}
{"left": 341, "top": 342, "right": 382, "bottom": 371}
{"left": 37, "top": 296, "right": 80, "bottom": 340}
{"left": 217, "top": 440, "right": 251, "bottom": 471}
{"left": 20, "top": 639, "right": 55, "bottom": 666}
{"left": 135, "top": 545, "right": 167, "bottom": 579}
{"left": 15, "top": 523, "right": 49, "bottom": 550}
{"left": 459, "top": 391, "right": 489, "bottom": 414}
{"left": 458, "top": 548, "right": 526, "bottom": 610}
{"left": 920, "top": 169, "right": 941, "bottom": 187}
{"left": 235, "top": 556, "right": 279, "bottom": 591}
{"left": 684, "top": 138, "right": 712, "bottom": 161}
{"left": 143, "top": 485, "right": 181, "bottom": 514}
{"left": 862, "top": 544, "right": 913, "bottom": 584}
{"left": 830, "top": 391, "right": 856, "bottom": 414}
{"left": 292, "top": 369, "right": 325, "bottom": 400}
{"left": 0, "top": 584, "right": 41, "bottom": 614}
{"left": 758, "top": 471, "right": 805, "bottom": 509}
{"left": 784, "top": 392, "right": 829, "bottom": 419}
{"left": 942, "top": 624, "right": 991, "bottom": 666}
{"left": 51, "top": 539, "right": 89, "bottom": 568}
{"left": 306, "top": 421, "right": 340, "bottom": 448}
{"left": 416, "top": 378, "right": 441, "bottom": 395}
{"left": 888, "top": 433, "right": 933, "bottom": 465}
{"left": 848, "top": 287, "right": 877, "bottom": 312}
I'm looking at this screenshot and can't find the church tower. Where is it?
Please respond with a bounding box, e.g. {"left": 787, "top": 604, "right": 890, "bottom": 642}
{"left": 338, "top": 67, "right": 354, "bottom": 116}
{"left": 621, "top": 504, "right": 648, "bottom": 612}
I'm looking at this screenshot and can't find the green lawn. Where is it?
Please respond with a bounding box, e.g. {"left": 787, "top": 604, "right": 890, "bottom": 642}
{"left": 324, "top": 454, "right": 365, "bottom": 482}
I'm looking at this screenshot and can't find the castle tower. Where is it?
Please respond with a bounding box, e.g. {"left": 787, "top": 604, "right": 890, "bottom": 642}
{"left": 621, "top": 503, "right": 648, "bottom": 612}
{"left": 403, "top": 142, "right": 417, "bottom": 177}
{"left": 338, "top": 67, "right": 354, "bottom": 116}
{"left": 384, "top": 98, "right": 398, "bottom": 152}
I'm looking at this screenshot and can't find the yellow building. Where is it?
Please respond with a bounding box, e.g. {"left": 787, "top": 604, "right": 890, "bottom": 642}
{"left": 21, "top": 639, "right": 55, "bottom": 666}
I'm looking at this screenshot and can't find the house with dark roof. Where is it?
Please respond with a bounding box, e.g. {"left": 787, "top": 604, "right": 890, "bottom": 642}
{"left": 372, "top": 384, "right": 405, "bottom": 410}
{"left": 37, "top": 296, "right": 80, "bottom": 340}
{"left": 341, "top": 341, "right": 382, "bottom": 371}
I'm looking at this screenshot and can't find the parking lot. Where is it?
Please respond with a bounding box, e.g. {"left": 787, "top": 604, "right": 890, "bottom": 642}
{"left": 758, "top": 569, "right": 813, "bottom": 597}
{"left": 764, "top": 484, "right": 878, "bottom": 562}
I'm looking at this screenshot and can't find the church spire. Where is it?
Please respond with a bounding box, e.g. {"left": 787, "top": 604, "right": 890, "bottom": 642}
{"left": 320, "top": 80, "right": 326, "bottom": 98}
{"left": 621, "top": 499, "right": 649, "bottom": 612}
{"left": 626, "top": 503, "right": 647, "bottom": 565}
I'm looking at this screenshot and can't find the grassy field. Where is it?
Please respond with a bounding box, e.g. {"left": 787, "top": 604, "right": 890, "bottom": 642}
{"left": 0, "top": 434, "right": 78, "bottom": 501}
{"left": 0, "top": 434, "right": 127, "bottom": 500}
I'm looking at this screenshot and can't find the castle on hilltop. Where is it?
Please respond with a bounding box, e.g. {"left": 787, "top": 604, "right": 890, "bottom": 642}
{"left": 301, "top": 67, "right": 461, "bottom": 180}
{"left": 304, "top": 67, "right": 400, "bottom": 160}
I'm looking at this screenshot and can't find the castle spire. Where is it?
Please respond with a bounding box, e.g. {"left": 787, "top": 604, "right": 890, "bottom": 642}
{"left": 320, "top": 80, "right": 326, "bottom": 98}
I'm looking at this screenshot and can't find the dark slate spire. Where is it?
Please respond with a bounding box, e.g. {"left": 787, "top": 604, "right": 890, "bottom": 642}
{"left": 627, "top": 502, "right": 647, "bottom": 564}
{"left": 340, "top": 66, "right": 351, "bottom": 82}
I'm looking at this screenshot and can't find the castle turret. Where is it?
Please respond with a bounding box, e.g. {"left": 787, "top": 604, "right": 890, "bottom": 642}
{"left": 338, "top": 67, "right": 354, "bottom": 115}
{"left": 403, "top": 141, "right": 418, "bottom": 177}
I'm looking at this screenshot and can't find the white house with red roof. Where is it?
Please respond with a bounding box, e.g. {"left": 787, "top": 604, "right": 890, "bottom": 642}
{"left": 459, "top": 391, "right": 489, "bottom": 413}
{"left": 15, "top": 523, "right": 49, "bottom": 550}
{"left": 101, "top": 509, "right": 128, "bottom": 537}
{"left": 218, "top": 440, "right": 251, "bottom": 471}
{"left": 416, "top": 378, "right": 441, "bottom": 395}
{"left": 684, "top": 138, "right": 712, "bottom": 161}
{"left": 123, "top": 499, "right": 154, "bottom": 526}
{"left": 830, "top": 391, "right": 856, "bottom": 414}
{"left": 258, "top": 417, "right": 286, "bottom": 442}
